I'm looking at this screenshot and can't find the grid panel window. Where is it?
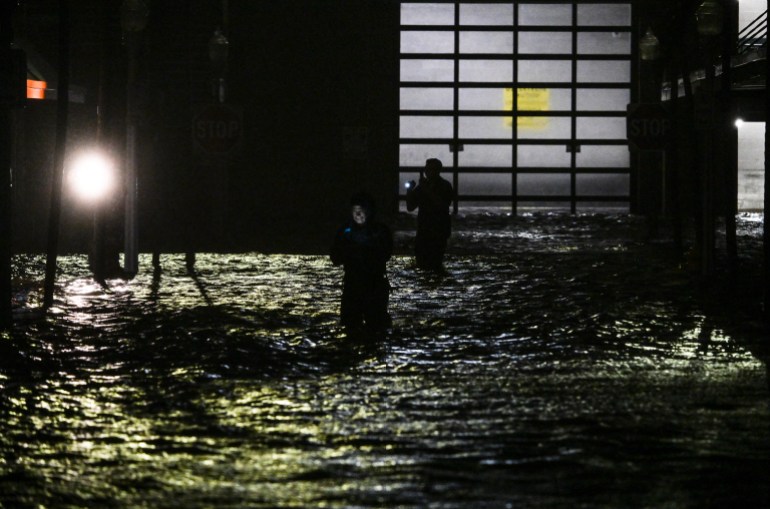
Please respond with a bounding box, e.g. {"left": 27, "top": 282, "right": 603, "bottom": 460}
{"left": 401, "top": 88, "right": 454, "bottom": 110}
{"left": 400, "top": 60, "right": 454, "bottom": 82}
{"left": 577, "top": 32, "right": 631, "bottom": 54}
{"left": 401, "top": 31, "right": 455, "bottom": 53}
{"left": 577, "top": 4, "right": 631, "bottom": 26}
{"left": 518, "top": 32, "right": 572, "bottom": 54}
{"left": 459, "top": 145, "right": 513, "bottom": 167}
{"left": 401, "top": 3, "right": 455, "bottom": 25}
{"left": 518, "top": 174, "right": 571, "bottom": 195}
{"left": 518, "top": 4, "right": 572, "bottom": 25}
{"left": 400, "top": 2, "right": 633, "bottom": 212}
{"left": 460, "top": 31, "right": 514, "bottom": 53}
{"left": 518, "top": 60, "right": 572, "bottom": 82}
{"left": 459, "top": 60, "right": 514, "bottom": 82}
{"left": 460, "top": 3, "right": 514, "bottom": 25}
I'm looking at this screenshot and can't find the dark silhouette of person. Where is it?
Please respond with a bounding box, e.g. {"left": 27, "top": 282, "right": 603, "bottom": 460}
{"left": 406, "top": 158, "right": 454, "bottom": 270}
{"left": 330, "top": 192, "right": 393, "bottom": 331}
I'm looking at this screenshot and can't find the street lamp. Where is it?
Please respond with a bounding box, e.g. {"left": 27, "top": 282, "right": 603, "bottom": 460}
{"left": 121, "top": 0, "right": 148, "bottom": 277}
{"left": 69, "top": 149, "right": 118, "bottom": 282}
{"left": 639, "top": 28, "right": 661, "bottom": 62}
{"left": 68, "top": 150, "right": 116, "bottom": 203}
{"left": 208, "top": 28, "right": 229, "bottom": 103}
{"left": 695, "top": 0, "right": 724, "bottom": 37}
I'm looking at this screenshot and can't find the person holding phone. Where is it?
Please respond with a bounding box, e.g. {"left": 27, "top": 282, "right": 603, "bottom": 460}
{"left": 330, "top": 192, "right": 393, "bottom": 331}
{"left": 405, "top": 158, "right": 454, "bottom": 271}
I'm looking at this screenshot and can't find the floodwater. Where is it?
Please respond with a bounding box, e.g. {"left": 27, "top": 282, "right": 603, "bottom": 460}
{"left": 2, "top": 212, "right": 770, "bottom": 508}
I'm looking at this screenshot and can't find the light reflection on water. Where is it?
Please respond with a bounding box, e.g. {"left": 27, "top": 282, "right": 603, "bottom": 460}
{"left": 3, "top": 213, "right": 770, "bottom": 508}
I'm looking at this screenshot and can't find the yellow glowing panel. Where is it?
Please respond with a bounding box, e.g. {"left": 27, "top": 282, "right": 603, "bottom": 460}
{"left": 504, "top": 88, "right": 549, "bottom": 129}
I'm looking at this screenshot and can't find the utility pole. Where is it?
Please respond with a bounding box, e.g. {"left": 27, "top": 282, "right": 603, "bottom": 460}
{"left": 120, "top": 0, "right": 149, "bottom": 278}
{"left": 1, "top": 2, "right": 25, "bottom": 330}
{"left": 764, "top": 18, "right": 770, "bottom": 323}
{"left": 43, "top": 0, "right": 71, "bottom": 309}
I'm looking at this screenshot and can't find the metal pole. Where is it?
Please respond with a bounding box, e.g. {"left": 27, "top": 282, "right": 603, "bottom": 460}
{"left": 0, "top": 106, "right": 11, "bottom": 330}
{"left": 723, "top": 0, "right": 738, "bottom": 266}
{"left": 43, "top": 0, "right": 70, "bottom": 309}
{"left": 91, "top": 0, "right": 109, "bottom": 283}
{"left": 764, "top": 35, "right": 770, "bottom": 321}
{"left": 123, "top": 32, "right": 139, "bottom": 277}
{"left": 0, "top": 2, "right": 17, "bottom": 330}
{"left": 701, "top": 43, "right": 716, "bottom": 277}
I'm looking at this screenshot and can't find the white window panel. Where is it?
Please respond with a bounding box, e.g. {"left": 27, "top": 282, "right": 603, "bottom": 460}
{"left": 518, "top": 4, "right": 572, "bottom": 26}
{"left": 576, "top": 145, "right": 629, "bottom": 167}
{"left": 460, "top": 60, "right": 514, "bottom": 82}
{"left": 401, "top": 88, "right": 454, "bottom": 110}
{"left": 517, "top": 145, "right": 571, "bottom": 167}
{"left": 399, "top": 144, "right": 453, "bottom": 166}
{"left": 459, "top": 88, "right": 571, "bottom": 111}
{"left": 401, "top": 31, "right": 455, "bottom": 53}
{"left": 577, "top": 61, "right": 630, "bottom": 83}
{"left": 460, "top": 3, "right": 513, "bottom": 25}
{"left": 576, "top": 88, "right": 629, "bottom": 111}
{"left": 518, "top": 173, "right": 571, "bottom": 195}
{"left": 517, "top": 117, "right": 571, "bottom": 139}
{"left": 518, "top": 60, "right": 572, "bottom": 82}
{"left": 400, "top": 116, "right": 454, "bottom": 138}
{"left": 458, "top": 145, "right": 513, "bottom": 167}
{"left": 577, "top": 4, "right": 631, "bottom": 26}
{"left": 576, "top": 117, "right": 626, "bottom": 139}
{"left": 544, "top": 88, "right": 573, "bottom": 111}
{"left": 401, "top": 3, "right": 455, "bottom": 25}
{"left": 576, "top": 173, "right": 629, "bottom": 195}
{"left": 400, "top": 59, "right": 455, "bottom": 82}
{"left": 460, "top": 31, "right": 514, "bottom": 54}
{"left": 577, "top": 31, "right": 631, "bottom": 54}
{"left": 459, "top": 173, "right": 512, "bottom": 195}
{"left": 518, "top": 32, "right": 572, "bottom": 54}
{"left": 459, "top": 117, "right": 513, "bottom": 139}
{"left": 459, "top": 88, "right": 506, "bottom": 110}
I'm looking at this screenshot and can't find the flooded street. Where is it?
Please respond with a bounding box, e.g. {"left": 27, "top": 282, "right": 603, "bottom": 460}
{"left": 2, "top": 213, "right": 770, "bottom": 508}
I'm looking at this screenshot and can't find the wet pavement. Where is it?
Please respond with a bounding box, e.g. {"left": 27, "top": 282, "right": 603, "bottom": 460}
{"left": 2, "top": 211, "right": 770, "bottom": 508}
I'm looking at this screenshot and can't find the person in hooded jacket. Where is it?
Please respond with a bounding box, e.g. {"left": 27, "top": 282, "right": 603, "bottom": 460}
{"left": 405, "top": 157, "right": 454, "bottom": 271}
{"left": 330, "top": 192, "right": 393, "bottom": 331}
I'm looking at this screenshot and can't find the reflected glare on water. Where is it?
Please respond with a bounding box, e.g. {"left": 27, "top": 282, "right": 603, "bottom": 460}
{"left": 2, "top": 214, "right": 770, "bottom": 508}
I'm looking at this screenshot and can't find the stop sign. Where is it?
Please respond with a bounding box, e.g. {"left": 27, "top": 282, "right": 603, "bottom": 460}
{"left": 192, "top": 103, "right": 242, "bottom": 154}
{"left": 626, "top": 103, "right": 671, "bottom": 151}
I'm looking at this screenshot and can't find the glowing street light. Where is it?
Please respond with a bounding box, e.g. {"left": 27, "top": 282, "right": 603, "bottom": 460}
{"left": 695, "top": 0, "right": 724, "bottom": 37}
{"left": 639, "top": 28, "right": 661, "bottom": 62}
{"left": 68, "top": 149, "right": 118, "bottom": 282}
{"left": 68, "top": 151, "right": 116, "bottom": 203}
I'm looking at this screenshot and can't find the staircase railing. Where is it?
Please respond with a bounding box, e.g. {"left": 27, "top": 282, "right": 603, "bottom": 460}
{"left": 737, "top": 9, "right": 767, "bottom": 55}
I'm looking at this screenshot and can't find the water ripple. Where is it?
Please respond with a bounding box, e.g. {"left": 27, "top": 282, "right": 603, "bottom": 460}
{"left": 3, "top": 215, "right": 770, "bottom": 508}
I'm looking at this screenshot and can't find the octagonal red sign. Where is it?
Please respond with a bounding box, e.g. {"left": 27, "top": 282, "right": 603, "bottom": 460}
{"left": 626, "top": 103, "right": 671, "bottom": 151}
{"left": 192, "top": 103, "right": 242, "bottom": 154}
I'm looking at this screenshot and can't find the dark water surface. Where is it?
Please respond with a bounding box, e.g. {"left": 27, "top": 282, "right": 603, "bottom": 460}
{"left": 3, "top": 213, "right": 770, "bottom": 508}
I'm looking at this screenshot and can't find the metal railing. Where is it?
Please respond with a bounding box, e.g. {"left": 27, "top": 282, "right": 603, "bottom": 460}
{"left": 737, "top": 9, "right": 767, "bottom": 55}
